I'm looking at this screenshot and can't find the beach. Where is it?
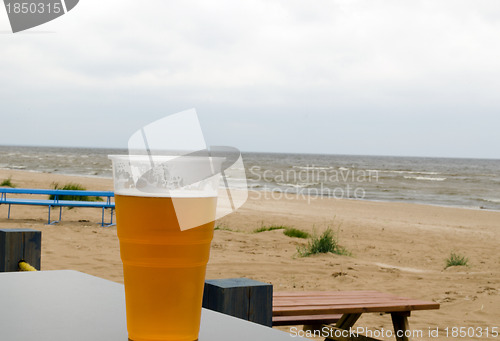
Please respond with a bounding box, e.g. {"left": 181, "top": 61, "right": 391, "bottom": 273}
{"left": 1, "top": 168, "right": 499, "bottom": 340}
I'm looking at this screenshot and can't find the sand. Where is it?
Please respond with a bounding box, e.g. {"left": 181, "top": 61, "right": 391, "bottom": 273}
{"left": 1, "top": 169, "right": 499, "bottom": 340}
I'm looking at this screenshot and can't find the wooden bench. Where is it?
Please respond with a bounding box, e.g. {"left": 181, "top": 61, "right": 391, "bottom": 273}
{"left": 0, "top": 188, "right": 115, "bottom": 226}
{"left": 273, "top": 291, "right": 440, "bottom": 341}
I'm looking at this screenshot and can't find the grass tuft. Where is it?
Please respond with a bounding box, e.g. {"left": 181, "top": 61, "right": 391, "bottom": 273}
{"left": 49, "top": 182, "right": 103, "bottom": 201}
{"left": 297, "top": 227, "right": 350, "bottom": 257}
{"left": 253, "top": 225, "right": 287, "bottom": 233}
{"left": 283, "top": 227, "right": 310, "bottom": 239}
{"left": 254, "top": 225, "right": 310, "bottom": 239}
{"left": 0, "top": 177, "right": 16, "bottom": 188}
{"left": 445, "top": 252, "right": 469, "bottom": 268}
{"left": 214, "top": 225, "right": 234, "bottom": 232}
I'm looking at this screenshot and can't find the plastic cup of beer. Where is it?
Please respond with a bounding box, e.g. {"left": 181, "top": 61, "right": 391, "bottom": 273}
{"left": 109, "top": 154, "right": 223, "bottom": 341}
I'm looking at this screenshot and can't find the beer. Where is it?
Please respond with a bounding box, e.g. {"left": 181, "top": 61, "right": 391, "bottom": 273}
{"left": 115, "top": 194, "right": 217, "bottom": 341}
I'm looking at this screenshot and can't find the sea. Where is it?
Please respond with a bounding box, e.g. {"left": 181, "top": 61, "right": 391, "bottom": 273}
{"left": 1, "top": 145, "right": 500, "bottom": 211}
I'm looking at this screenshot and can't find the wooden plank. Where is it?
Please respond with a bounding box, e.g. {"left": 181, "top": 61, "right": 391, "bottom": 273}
{"left": 22, "top": 229, "right": 41, "bottom": 270}
{"left": 273, "top": 301, "right": 439, "bottom": 311}
{"left": 203, "top": 278, "right": 273, "bottom": 327}
{"left": 274, "top": 291, "right": 382, "bottom": 298}
{"left": 225, "top": 285, "right": 249, "bottom": 322}
{"left": 273, "top": 293, "right": 416, "bottom": 303}
{"left": 274, "top": 297, "right": 424, "bottom": 306}
{"left": 0, "top": 229, "right": 41, "bottom": 272}
{"left": 274, "top": 290, "right": 385, "bottom": 296}
{"left": 272, "top": 313, "right": 342, "bottom": 326}
{"left": 273, "top": 301, "right": 439, "bottom": 316}
{"left": 0, "top": 229, "right": 21, "bottom": 272}
{"left": 273, "top": 294, "right": 439, "bottom": 310}
{"left": 273, "top": 303, "right": 439, "bottom": 314}
{"left": 249, "top": 279, "right": 273, "bottom": 327}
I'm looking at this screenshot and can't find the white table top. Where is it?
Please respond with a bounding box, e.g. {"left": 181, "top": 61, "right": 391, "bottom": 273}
{"left": 0, "top": 270, "right": 309, "bottom": 341}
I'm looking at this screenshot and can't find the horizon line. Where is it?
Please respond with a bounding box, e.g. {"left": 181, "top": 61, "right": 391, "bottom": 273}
{"left": 1, "top": 143, "right": 499, "bottom": 161}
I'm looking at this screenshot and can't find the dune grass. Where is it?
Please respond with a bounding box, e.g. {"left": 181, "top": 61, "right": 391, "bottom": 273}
{"left": 283, "top": 227, "right": 310, "bottom": 239}
{"left": 445, "top": 252, "right": 469, "bottom": 268}
{"left": 254, "top": 225, "right": 310, "bottom": 239}
{"left": 49, "top": 182, "right": 103, "bottom": 201}
{"left": 0, "top": 177, "right": 16, "bottom": 188}
{"left": 297, "top": 227, "right": 350, "bottom": 257}
{"left": 253, "top": 225, "right": 287, "bottom": 233}
{"left": 214, "top": 224, "right": 235, "bottom": 232}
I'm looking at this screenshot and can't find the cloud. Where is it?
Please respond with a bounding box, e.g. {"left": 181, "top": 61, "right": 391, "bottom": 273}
{"left": 0, "top": 0, "right": 499, "bottom": 156}
{"left": 3, "top": 1, "right": 500, "bottom": 92}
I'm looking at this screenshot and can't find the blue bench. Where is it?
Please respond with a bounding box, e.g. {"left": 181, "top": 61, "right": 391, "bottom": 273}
{"left": 0, "top": 188, "right": 115, "bottom": 226}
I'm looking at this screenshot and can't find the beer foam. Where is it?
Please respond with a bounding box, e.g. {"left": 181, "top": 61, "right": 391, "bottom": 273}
{"left": 114, "top": 188, "right": 217, "bottom": 198}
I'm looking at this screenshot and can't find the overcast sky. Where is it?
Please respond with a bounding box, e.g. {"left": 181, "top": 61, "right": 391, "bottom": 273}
{"left": 1, "top": 0, "right": 499, "bottom": 158}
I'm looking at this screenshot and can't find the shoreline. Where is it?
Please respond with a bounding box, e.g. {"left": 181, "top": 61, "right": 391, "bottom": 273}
{"left": 0, "top": 167, "right": 114, "bottom": 180}
{"left": 1, "top": 168, "right": 498, "bottom": 213}
{"left": 2, "top": 145, "right": 500, "bottom": 212}
{"left": 249, "top": 187, "right": 500, "bottom": 213}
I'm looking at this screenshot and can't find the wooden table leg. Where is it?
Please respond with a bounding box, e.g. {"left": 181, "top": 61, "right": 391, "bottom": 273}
{"left": 391, "top": 312, "right": 411, "bottom": 341}
{"left": 303, "top": 312, "right": 362, "bottom": 337}
{"left": 336, "top": 313, "right": 363, "bottom": 330}
{"left": 323, "top": 312, "right": 413, "bottom": 341}
{"left": 323, "top": 313, "right": 383, "bottom": 341}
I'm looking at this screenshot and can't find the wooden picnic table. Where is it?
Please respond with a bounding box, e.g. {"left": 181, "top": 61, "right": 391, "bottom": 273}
{"left": 273, "top": 290, "right": 440, "bottom": 341}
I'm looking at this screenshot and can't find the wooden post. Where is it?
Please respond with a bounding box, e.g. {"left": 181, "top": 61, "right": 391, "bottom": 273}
{"left": 203, "top": 278, "right": 273, "bottom": 327}
{"left": 391, "top": 312, "right": 411, "bottom": 341}
{"left": 0, "top": 229, "right": 41, "bottom": 272}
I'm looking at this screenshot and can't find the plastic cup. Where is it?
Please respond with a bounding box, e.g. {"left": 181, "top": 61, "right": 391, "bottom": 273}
{"left": 109, "top": 155, "right": 223, "bottom": 341}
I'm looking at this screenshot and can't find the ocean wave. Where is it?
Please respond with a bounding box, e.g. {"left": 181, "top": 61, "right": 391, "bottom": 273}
{"left": 403, "top": 176, "right": 446, "bottom": 181}
{"left": 247, "top": 183, "right": 262, "bottom": 188}
{"left": 276, "top": 182, "right": 319, "bottom": 188}
{"left": 477, "top": 198, "right": 500, "bottom": 204}
{"left": 292, "top": 166, "right": 332, "bottom": 170}
{"left": 376, "top": 170, "right": 442, "bottom": 175}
